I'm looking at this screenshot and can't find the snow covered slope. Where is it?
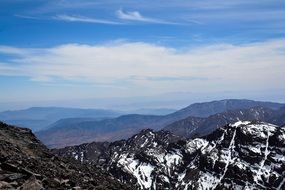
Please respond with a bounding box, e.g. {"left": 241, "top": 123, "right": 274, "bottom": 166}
{"left": 55, "top": 121, "right": 285, "bottom": 190}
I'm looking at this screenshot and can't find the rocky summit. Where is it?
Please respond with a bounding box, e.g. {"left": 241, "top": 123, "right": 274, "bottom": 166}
{"left": 55, "top": 121, "right": 285, "bottom": 190}
{"left": 0, "top": 122, "right": 132, "bottom": 190}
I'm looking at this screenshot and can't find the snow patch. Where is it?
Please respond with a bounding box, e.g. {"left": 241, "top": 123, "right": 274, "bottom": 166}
{"left": 230, "top": 121, "right": 251, "bottom": 127}
{"left": 186, "top": 138, "right": 209, "bottom": 154}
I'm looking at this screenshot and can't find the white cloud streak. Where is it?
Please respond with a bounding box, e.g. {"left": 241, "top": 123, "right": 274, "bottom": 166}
{"left": 116, "top": 9, "right": 179, "bottom": 24}
{"left": 14, "top": 14, "right": 40, "bottom": 20}
{"left": 0, "top": 39, "right": 285, "bottom": 94}
{"left": 54, "top": 14, "right": 121, "bottom": 25}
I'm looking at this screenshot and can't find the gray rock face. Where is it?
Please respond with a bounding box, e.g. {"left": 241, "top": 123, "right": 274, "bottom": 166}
{"left": 55, "top": 121, "right": 285, "bottom": 190}
{"left": 0, "top": 122, "right": 132, "bottom": 190}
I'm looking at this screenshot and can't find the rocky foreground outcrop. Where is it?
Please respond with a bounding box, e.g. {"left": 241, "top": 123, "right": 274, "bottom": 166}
{"left": 0, "top": 122, "right": 132, "bottom": 190}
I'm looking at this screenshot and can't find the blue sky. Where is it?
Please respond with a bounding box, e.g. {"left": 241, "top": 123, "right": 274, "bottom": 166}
{"left": 0, "top": 0, "right": 285, "bottom": 110}
{"left": 1, "top": 0, "right": 285, "bottom": 47}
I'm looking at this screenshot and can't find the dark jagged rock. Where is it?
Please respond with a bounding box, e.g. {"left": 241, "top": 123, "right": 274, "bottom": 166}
{"left": 0, "top": 122, "right": 132, "bottom": 190}
{"left": 55, "top": 121, "right": 285, "bottom": 190}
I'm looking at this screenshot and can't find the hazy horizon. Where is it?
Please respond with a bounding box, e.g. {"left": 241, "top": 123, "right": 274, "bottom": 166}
{"left": 1, "top": 94, "right": 285, "bottom": 112}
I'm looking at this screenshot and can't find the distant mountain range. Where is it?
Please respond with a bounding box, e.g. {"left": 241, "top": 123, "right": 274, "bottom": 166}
{"left": 168, "top": 98, "right": 284, "bottom": 118}
{"left": 36, "top": 99, "right": 285, "bottom": 148}
{"left": 0, "top": 107, "right": 121, "bottom": 131}
{"left": 54, "top": 121, "right": 285, "bottom": 189}
{"left": 0, "top": 107, "right": 177, "bottom": 132}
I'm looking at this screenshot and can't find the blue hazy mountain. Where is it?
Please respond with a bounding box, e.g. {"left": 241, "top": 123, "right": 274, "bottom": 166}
{"left": 36, "top": 99, "right": 285, "bottom": 147}
{"left": 0, "top": 107, "right": 121, "bottom": 131}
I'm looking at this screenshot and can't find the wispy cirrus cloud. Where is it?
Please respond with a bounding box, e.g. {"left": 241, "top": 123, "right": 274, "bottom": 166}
{"left": 53, "top": 14, "right": 121, "bottom": 25}
{"left": 116, "top": 9, "right": 180, "bottom": 25}
{"left": 14, "top": 14, "right": 40, "bottom": 20}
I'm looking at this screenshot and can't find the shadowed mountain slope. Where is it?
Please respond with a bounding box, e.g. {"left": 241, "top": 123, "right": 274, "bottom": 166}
{"left": 164, "top": 106, "right": 285, "bottom": 138}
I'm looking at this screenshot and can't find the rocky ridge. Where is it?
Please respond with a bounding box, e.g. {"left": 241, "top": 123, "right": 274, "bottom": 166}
{"left": 0, "top": 122, "right": 132, "bottom": 190}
